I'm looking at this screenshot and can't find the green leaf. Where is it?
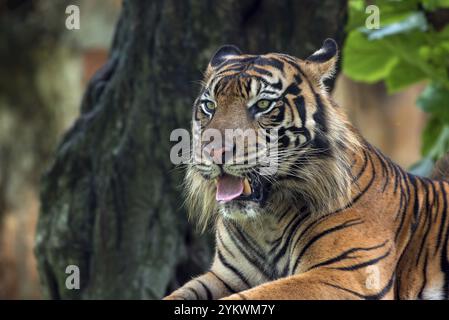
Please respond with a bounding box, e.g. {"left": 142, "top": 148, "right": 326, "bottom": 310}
{"left": 409, "top": 157, "right": 435, "bottom": 177}
{"left": 363, "top": 12, "right": 428, "bottom": 40}
{"left": 422, "top": 0, "right": 449, "bottom": 10}
{"left": 372, "top": 0, "right": 422, "bottom": 15}
{"left": 437, "top": 25, "right": 449, "bottom": 39}
{"left": 343, "top": 30, "right": 399, "bottom": 83}
{"left": 347, "top": 0, "right": 421, "bottom": 31}
{"left": 385, "top": 60, "right": 427, "bottom": 93}
{"left": 421, "top": 116, "right": 449, "bottom": 160}
{"left": 347, "top": 0, "right": 367, "bottom": 31}
{"left": 421, "top": 116, "right": 444, "bottom": 156}
{"left": 345, "top": 1, "right": 449, "bottom": 166}
{"left": 417, "top": 83, "right": 449, "bottom": 122}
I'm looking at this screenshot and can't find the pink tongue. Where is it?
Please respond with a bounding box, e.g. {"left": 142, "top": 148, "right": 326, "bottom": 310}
{"left": 216, "top": 175, "right": 244, "bottom": 202}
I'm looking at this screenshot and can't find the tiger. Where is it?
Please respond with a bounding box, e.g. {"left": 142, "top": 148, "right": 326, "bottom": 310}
{"left": 164, "top": 39, "right": 449, "bottom": 300}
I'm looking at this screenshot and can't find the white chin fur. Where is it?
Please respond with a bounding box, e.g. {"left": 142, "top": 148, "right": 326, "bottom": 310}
{"left": 218, "top": 201, "right": 261, "bottom": 220}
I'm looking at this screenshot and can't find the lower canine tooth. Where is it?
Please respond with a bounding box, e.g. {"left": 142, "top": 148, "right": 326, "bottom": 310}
{"left": 243, "top": 178, "right": 252, "bottom": 195}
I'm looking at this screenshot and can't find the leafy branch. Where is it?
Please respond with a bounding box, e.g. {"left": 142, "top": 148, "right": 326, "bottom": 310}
{"left": 343, "top": 0, "right": 449, "bottom": 176}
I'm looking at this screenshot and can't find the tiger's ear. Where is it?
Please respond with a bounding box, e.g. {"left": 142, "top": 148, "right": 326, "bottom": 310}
{"left": 305, "top": 38, "right": 338, "bottom": 81}
{"left": 209, "top": 45, "right": 242, "bottom": 68}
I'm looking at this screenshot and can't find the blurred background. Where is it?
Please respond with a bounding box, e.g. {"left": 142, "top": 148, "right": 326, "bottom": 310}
{"left": 0, "top": 0, "right": 121, "bottom": 298}
{"left": 0, "top": 0, "right": 447, "bottom": 299}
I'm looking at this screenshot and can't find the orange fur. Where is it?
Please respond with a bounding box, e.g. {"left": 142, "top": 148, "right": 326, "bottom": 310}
{"left": 165, "top": 40, "right": 449, "bottom": 300}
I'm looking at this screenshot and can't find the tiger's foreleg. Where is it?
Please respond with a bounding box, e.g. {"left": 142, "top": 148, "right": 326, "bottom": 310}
{"left": 222, "top": 268, "right": 394, "bottom": 300}
{"left": 164, "top": 270, "right": 241, "bottom": 300}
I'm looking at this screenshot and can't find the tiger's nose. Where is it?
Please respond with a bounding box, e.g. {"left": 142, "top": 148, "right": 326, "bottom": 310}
{"left": 209, "top": 145, "right": 234, "bottom": 165}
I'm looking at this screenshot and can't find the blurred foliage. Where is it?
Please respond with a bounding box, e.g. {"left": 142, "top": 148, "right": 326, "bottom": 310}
{"left": 343, "top": 0, "right": 449, "bottom": 176}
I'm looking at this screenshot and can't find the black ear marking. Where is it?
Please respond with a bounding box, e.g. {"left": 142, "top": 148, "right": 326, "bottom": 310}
{"left": 210, "top": 45, "right": 242, "bottom": 67}
{"left": 305, "top": 38, "right": 339, "bottom": 82}
{"left": 306, "top": 38, "right": 338, "bottom": 63}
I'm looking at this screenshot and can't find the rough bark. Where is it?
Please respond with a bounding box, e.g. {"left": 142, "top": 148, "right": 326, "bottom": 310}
{"left": 36, "top": 0, "right": 348, "bottom": 299}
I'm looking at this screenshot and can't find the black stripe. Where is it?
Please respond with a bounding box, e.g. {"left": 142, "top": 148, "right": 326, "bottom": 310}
{"left": 185, "top": 287, "right": 200, "bottom": 300}
{"left": 270, "top": 211, "right": 309, "bottom": 265}
{"left": 439, "top": 182, "right": 449, "bottom": 299}
{"left": 395, "top": 172, "right": 412, "bottom": 241}
{"left": 415, "top": 180, "right": 433, "bottom": 267}
{"left": 232, "top": 223, "right": 266, "bottom": 260}
{"left": 408, "top": 174, "right": 421, "bottom": 233}
{"left": 215, "top": 65, "right": 246, "bottom": 76}
{"left": 209, "top": 271, "right": 237, "bottom": 294}
{"left": 276, "top": 206, "right": 292, "bottom": 223}
{"left": 249, "top": 66, "right": 273, "bottom": 77}
{"left": 217, "top": 246, "right": 251, "bottom": 288}
{"left": 217, "top": 231, "right": 236, "bottom": 259}
{"left": 430, "top": 180, "right": 439, "bottom": 223}
{"left": 293, "top": 96, "right": 306, "bottom": 123}
{"left": 253, "top": 57, "right": 285, "bottom": 74}
{"left": 436, "top": 181, "right": 448, "bottom": 251}
{"left": 270, "top": 211, "right": 299, "bottom": 248}
{"left": 223, "top": 224, "right": 272, "bottom": 280}
{"left": 308, "top": 241, "right": 388, "bottom": 270}
{"left": 224, "top": 221, "right": 265, "bottom": 262}
{"left": 322, "top": 282, "right": 363, "bottom": 299}
{"left": 352, "top": 149, "right": 369, "bottom": 182}
{"left": 215, "top": 56, "right": 257, "bottom": 70}
{"left": 418, "top": 250, "right": 429, "bottom": 299}
{"left": 292, "top": 218, "right": 364, "bottom": 272}
{"left": 284, "top": 82, "right": 301, "bottom": 96}
{"left": 196, "top": 279, "right": 213, "bottom": 300}
{"left": 323, "top": 273, "right": 395, "bottom": 300}
{"left": 313, "top": 93, "right": 328, "bottom": 133}
{"left": 371, "top": 147, "right": 390, "bottom": 191}
{"left": 332, "top": 249, "right": 391, "bottom": 271}
{"left": 333, "top": 152, "right": 377, "bottom": 214}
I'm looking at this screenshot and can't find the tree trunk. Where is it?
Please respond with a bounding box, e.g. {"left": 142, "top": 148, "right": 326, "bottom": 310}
{"left": 35, "top": 0, "right": 348, "bottom": 299}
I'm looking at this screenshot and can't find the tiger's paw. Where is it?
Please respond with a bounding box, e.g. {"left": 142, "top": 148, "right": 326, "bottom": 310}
{"left": 163, "top": 294, "right": 186, "bottom": 300}
{"left": 220, "top": 293, "right": 247, "bottom": 300}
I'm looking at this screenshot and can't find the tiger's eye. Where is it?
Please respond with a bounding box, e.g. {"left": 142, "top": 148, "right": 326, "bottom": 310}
{"left": 206, "top": 101, "right": 216, "bottom": 110}
{"left": 257, "top": 99, "right": 271, "bottom": 109}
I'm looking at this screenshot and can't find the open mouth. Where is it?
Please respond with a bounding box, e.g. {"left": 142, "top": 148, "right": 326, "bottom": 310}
{"left": 215, "top": 173, "right": 269, "bottom": 204}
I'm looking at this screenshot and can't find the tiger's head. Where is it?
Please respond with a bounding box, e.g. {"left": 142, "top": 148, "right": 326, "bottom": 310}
{"left": 186, "top": 39, "right": 361, "bottom": 228}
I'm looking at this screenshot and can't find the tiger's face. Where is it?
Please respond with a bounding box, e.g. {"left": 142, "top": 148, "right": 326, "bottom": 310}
{"left": 187, "top": 40, "right": 360, "bottom": 223}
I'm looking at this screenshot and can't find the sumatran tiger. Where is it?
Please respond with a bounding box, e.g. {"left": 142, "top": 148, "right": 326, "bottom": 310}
{"left": 164, "top": 39, "right": 449, "bottom": 300}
